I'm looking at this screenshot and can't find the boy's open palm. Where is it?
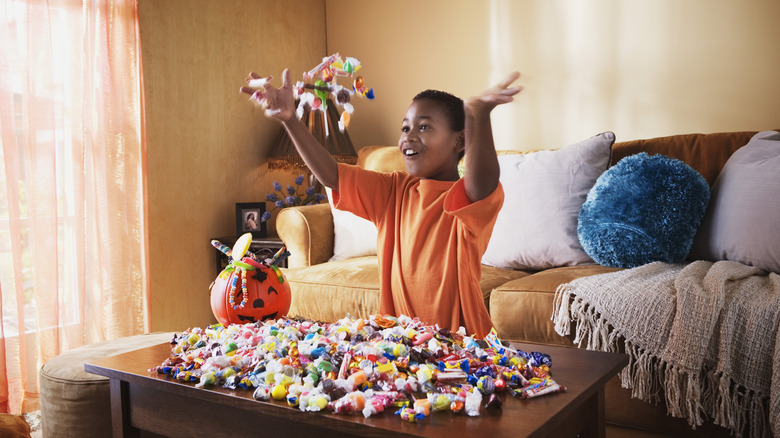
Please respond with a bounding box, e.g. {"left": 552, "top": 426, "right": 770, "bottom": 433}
{"left": 240, "top": 69, "right": 295, "bottom": 122}
{"left": 466, "top": 71, "right": 523, "bottom": 115}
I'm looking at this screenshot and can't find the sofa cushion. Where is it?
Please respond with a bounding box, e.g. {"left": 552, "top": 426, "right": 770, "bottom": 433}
{"left": 481, "top": 132, "right": 615, "bottom": 270}
{"left": 578, "top": 153, "right": 710, "bottom": 268}
{"left": 283, "top": 256, "right": 528, "bottom": 322}
{"left": 489, "top": 265, "right": 621, "bottom": 344}
{"left": 690, "top": 130, "right": 780, "bottom": 273}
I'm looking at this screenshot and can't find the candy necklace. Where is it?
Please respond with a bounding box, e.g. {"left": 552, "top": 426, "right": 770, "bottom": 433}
{"left": 212, "top": 234, "right": 257, "bottom": 309}
{"left": 227, "top": 270, "right": 250, "bottom": 309}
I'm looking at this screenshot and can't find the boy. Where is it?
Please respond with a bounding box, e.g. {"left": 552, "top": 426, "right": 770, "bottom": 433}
{"left": 242, "top": 69, "right": 521, "bottom": 337}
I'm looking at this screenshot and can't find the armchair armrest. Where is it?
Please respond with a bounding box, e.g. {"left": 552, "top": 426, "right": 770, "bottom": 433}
{"left": 276, "top": 203, "right": 334, "bottom": 268}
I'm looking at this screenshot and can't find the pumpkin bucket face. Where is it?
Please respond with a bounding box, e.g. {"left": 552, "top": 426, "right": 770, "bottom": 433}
{"left": 210, "top": 258, "right": 291, "bottom": 326}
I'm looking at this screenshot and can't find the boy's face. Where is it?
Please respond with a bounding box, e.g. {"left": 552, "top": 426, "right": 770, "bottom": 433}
{"left": 399, "top": 99, "right": 464, "bottom": 181}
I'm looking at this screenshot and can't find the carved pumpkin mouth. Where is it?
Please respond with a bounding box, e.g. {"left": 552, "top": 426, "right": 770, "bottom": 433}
{"left": 232, "top": 290, "right": 281, "bottom": 323}
{"left": 236, "top": 312, "right": 278, "bottom": 323}
{"left": 211, "top": 261, "right": 290, "bottom": 327}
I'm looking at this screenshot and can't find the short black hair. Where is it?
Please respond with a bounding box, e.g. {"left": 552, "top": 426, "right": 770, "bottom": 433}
{"left": 412, "top": 89, "right": 465, "bottom": 132}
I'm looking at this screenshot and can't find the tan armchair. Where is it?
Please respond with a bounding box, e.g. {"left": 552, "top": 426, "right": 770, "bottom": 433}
{"left": 276, "top": 203, "right": 334, "bottom": 269}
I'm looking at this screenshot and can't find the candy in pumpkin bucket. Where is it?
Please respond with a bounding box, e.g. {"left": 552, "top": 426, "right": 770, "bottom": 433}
{"left": 210, "top": 233, "right": 291, "bottom": 325}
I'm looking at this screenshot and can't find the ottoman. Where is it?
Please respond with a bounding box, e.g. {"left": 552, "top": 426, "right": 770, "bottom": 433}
{"left": 39, "top": 332, "right": 175, "bottom": 438}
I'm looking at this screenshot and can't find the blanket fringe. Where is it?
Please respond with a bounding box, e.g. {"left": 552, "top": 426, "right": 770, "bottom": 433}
{"left": 704, "top": 371, "right": 768, "bottom": 438}
{"left": 552, "top": 284, "right": 573, "bottom": 337}
{"left": 553, "top": 290, "right": 771, "bottom": 438}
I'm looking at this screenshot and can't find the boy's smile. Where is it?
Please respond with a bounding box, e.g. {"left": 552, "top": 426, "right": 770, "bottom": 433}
{"left": 399, "top": 99, "right": 463, "bottom": 181}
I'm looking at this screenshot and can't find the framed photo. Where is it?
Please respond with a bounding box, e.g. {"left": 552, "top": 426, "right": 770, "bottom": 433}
{"left": 236, "top": 202, "right": 267, "bottom": 237}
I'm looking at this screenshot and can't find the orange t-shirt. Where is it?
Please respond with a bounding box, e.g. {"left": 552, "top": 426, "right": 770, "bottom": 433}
{"left": 333, "top": 163, "right": 504, "bottom": 337}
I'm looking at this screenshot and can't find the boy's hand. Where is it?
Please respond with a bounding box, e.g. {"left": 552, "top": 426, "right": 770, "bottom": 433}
{"left": 461, "top": 72, "right": 521, "bottom": 202}
{"left": 240, "top": 68, "right": 295, "bottom": 122}
{"left": 465, "top": 71, "right": 523, "bottom": 117}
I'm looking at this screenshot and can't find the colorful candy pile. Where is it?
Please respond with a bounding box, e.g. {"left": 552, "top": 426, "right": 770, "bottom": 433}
{"left": 151, "top": 314, "right": 566, "bottom": 422}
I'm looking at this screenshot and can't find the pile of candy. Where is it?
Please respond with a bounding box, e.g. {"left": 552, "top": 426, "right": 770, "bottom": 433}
{"left": 151, "top": 314, "right": 566, "bottom": 422}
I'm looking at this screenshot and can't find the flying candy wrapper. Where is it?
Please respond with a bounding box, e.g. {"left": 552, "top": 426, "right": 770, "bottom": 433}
{"left": 294, "top": 53, "right": 374, "bottom": 134}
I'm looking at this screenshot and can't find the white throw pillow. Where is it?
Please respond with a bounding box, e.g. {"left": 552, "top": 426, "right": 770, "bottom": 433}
{"left": 482, "top": 132, "right": 615, "bottom": 270}
{"left": 326, "top": 187, "right": 378, "bottom": 261}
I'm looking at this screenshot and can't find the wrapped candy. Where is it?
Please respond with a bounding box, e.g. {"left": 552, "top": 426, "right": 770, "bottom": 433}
{"left": 290, "top": 53, "right": 374, "bottom": 133}
{"left": 362, "top": 392, "right": 397, "bottom": 418}
{"left": 253, "top": 383, "right": 272, "bottom": 401}
{"left": 477, "top": 375, "right": 495, "bottom": 394}
{"left": 270, "top": 383, "right": 288, "bottom": 400}
{"left": 396, "top": 407, "right": 426, "bottom": 423}
{"left": 518, "top": 382, "right": 566, "bottom": 399}
{"left": 347, "top": 369, "right": 368, "bottom": 388}
{"left": 464, "top": 389, "right": 482, "bottom": 417}
{"left": 427, "top": 393, "right": 454, "bottom": 412}
{"left": 484, "top": 393, "right": 502, "bottom": 409}
{"left": 153, "top": 314, "right": 565, "bottom": 425}
{"left": 332, "top": 391, "right": 366, "bottom": 415}
{"left": 305, "top": 393, "right": 330, "bottom": 412}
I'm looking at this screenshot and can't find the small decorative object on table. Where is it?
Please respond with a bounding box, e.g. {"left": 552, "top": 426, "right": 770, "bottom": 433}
{"left": 236, "top": 202, "right": 267, "bottom": 237}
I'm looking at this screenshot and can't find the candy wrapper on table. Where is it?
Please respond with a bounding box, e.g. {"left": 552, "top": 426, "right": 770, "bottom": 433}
{"left": 151, "top": 313, "right": 567, "bottom": 424}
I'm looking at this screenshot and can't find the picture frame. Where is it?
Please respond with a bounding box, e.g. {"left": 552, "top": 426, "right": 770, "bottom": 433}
{"left": 235, "top": 202, "right": 267, "bottom": 237}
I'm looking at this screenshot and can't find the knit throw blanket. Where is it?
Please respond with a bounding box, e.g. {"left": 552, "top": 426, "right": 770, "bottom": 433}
{"left": 552, "top": 260, "right": 780, "bottom": 437}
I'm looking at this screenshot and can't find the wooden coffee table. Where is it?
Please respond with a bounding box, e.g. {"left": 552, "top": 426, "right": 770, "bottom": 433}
{"left": 85, "top": 341, "right": 627, "bottom": 438}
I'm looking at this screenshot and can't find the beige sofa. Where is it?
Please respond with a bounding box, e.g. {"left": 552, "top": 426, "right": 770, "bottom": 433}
{"left": 276, "top": 130, "right": 767, "bottom": 437}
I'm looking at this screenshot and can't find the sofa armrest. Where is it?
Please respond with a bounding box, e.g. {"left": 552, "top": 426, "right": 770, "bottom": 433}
{"left": 276, "top": 203, "right": 334, "bottom": 268}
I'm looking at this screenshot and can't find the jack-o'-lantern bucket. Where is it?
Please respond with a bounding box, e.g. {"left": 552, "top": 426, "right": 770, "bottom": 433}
{"left": 210, "top": 233, "right": 291, "bottom": 326}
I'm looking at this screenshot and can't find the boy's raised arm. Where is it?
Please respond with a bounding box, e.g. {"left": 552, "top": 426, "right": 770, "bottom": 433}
{"left": 462, "top": 72, "right": 522, "bottom": 202}
{"left": 241, "top": 68, "right": 339, "bottom": 190}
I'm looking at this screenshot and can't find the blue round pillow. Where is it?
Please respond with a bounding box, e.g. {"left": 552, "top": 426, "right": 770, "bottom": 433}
{"left": 578, "top": 152, "right": 710, "bottom": 268}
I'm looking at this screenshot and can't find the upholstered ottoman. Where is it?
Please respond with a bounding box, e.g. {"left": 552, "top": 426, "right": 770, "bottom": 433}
{"left": 39, "top": 332, "right": 175, "bottom": 438}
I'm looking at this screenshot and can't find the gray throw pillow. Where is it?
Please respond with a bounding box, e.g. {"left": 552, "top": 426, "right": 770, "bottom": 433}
{"left": 690, "top": 130, "right": 780, "bottom": 273}
{"left": 482, "top": 132, "right": 614, "bottom": 270}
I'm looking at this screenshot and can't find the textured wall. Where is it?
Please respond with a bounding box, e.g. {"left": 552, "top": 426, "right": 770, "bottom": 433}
{"left": 139, "top": 0, "right": 326, "bottom": 331}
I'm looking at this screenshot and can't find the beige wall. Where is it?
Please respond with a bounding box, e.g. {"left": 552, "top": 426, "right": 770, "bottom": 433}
{"left": 327, "top": 0, "right": 780, "bottom": 151}
{"left": 139, "top": 0, "right": 326, "bottom": 331}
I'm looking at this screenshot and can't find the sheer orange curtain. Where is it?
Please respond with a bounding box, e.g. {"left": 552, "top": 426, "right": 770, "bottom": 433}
{"left": 0, "top": 0, "right": 149, "bottom": 414}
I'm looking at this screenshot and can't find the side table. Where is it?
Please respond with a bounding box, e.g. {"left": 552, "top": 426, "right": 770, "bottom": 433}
{"left": 212, "top": 235, "right": 288, "bottom": 274}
